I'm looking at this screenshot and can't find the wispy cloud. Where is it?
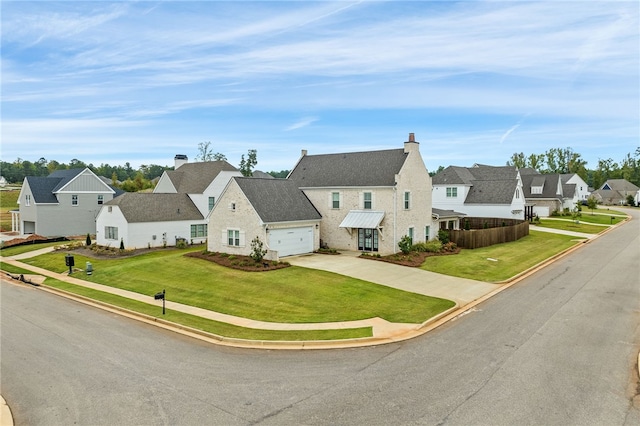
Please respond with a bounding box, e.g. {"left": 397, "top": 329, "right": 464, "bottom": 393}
{"left": 285, "top": 117, "right": 319, "bottom": 131}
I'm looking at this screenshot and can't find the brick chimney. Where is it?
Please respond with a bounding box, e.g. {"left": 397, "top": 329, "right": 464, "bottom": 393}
{"left": 404, "top": 133, "right": 419, "bottom": 153}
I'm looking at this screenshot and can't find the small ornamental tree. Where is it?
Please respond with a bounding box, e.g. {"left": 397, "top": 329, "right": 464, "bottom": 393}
{"left": 571, "top": 205, "right": 582, "bottom": 223}
{"left": 86, "top": 233, "right": 92, "bottom": 246}
{"left": 119, "top": 238, "right": 125, "bottom": 250}
{"left": 250, "top": 236, "right": 268, "bottom": 263}
{"left": 626, "top": 194, "right": 636, "bottom": 206}
{"left": 587, "top": 196, "right": 598, "bottom": 215}
{"left": 398, "top": 235, "right": 412, "bottom": 255}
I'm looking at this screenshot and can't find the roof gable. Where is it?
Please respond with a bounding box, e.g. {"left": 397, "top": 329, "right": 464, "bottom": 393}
{"left": 164, "top": 161, "right": 238, "bottom": 194}
{"left": 234, "top": 177, "right": 321, "bottom": 223}
{"left": 105, "top": 193, "right": 203, "bottom": 223}
{"left": 288, "top": 149, "right": 407, "bottom": 187}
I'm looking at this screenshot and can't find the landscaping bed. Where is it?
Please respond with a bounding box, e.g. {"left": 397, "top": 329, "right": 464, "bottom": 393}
{"left": 360, "top": 247, "right": 460, "bottom": 267}
{"left": 186, "top": 251, "right": 290, "bottom": 272}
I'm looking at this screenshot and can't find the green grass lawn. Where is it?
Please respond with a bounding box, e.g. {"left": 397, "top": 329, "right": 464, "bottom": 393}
{"left": 40, "top": 278, "right": 372, "bottom": 341}
{"left": 421, "top": 231, "right": 580, "bottom": 282}
{"left": 534, "top": 219, "right": 608, "bottom": 234}
{"left": 571, "top": 213, "right": 624, "bottom": 225}
{"left": 0, "top": 241, "right": 66, "bottom": 256}
{"left": 21, "top": 248, "right": 455, "bottom": 324}
{"left": 0, "top": 190, "right": 20, "bottom": 232}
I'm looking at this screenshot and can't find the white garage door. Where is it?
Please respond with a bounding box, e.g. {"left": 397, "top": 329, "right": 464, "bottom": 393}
{"left": 533, "top": 206, "right": 550, "bottom": 217}
{"left": 268, "top": 227, "right": 314, "bottom": 257}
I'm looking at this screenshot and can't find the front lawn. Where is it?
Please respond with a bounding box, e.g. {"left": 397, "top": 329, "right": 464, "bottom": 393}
{"left": 22, "top": 248, "right": 455, "bottom": 324}
{"left": 535, "top": 219, "right": 608, "bottom": 234}
{"left": 420, "top": 231, "right": 579, "bottom": 282}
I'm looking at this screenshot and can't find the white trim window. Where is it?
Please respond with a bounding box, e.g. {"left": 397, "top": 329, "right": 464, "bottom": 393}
{"left": 208, "top": 197, "right": 215, "bottom": 211}
{"left": 191, "top": 224, "right": 207, "bottom": 238}
{"left": 446, "top": 187, "right": 457, "bottom": 198}
{"left": 404, "top": 191, "right": 411, "bottom": 209}
{"left": 363, "top": 192, "right": 372, "bottom": 209}
{"left": 105, "top": 226, "right": 118, "bottom": 240}
{"left": 331, "top": 192, "right": 340, "bottom": 209}
{"left": 25, "top": 195, "right": 31, "bottom": 206}
{"left": 228, "top": 229, "right": 240, "bottom": 246}
{"left": 72, "top": 195, "right": 79, "bottom": 206}
{"left": 408, "top": 227, "right": 414, "bottom": 244}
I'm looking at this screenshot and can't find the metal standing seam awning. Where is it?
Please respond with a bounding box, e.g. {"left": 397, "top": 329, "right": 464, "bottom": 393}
{"left": 338, "top": 210, "right": 385, "bottom": 235}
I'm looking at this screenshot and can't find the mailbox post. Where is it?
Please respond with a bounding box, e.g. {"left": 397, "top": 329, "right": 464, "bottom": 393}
{"left": 154, "top": 289, "right": 166, "bottom": 315}
{"left": 65, "top": 254, "right": 74, "bottom": 275}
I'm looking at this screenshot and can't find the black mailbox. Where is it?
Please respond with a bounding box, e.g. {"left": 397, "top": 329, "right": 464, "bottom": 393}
{"left": 154, "top": 291, "right": 165, "bottom": 300}
{"left": 65, "top": 254, "right": 75, "bottom": 267}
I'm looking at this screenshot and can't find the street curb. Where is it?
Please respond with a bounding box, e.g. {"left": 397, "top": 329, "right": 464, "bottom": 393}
{"left": 0, "top": 395, "right": 13, "bottom": 426}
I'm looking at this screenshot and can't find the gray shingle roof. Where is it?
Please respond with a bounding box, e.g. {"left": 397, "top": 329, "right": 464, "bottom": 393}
{"left": 26, "top": 168, "right": 121, "bottom": 203}
{"left": 288, "top": 149, "right": 408, "bottom": 187}
{"left": 234, "top": 177, "right": 322, "bottom": 223}
{"left": 602, "top": 179, "right": 640, "bottom": 192}
{"left": 166, "top": 161, "right": 237, "bottom": 193}
{"left": 465, "top": 180, "right": 518, "bottom": 204}
{"left": 521, "top": 174, "right": 561, "bottom": 199}
{"left": 105, "top": 193, "right": 203, "bottom": 223}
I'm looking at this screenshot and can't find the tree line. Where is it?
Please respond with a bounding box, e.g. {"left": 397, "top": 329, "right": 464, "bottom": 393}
{"left": 506, "top": 147, "right": 640, "bottom": 189}
{"left": 0, "top": 143, "right": 290, "bottom": 190}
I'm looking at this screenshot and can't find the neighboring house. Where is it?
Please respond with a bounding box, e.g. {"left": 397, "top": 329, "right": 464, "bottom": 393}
{"left": 561, "top": 173, "right": 590, "bottom": 205}
{"left": 0, "top": 176, "right": 7, "bottom": 188}
{"left": 519, "top": 171, "right": 569, "bottom": 217}
{"left": 207, "top": 177, "right": 321, "bottom": 260}
{"left": 96, "top": 193, "right": 205, "bottom": 249}
{"left": 16, "top": 168, "right": 122, "bottom": 237}
{"left": 96, "top": 155, "right": 243, "bottom": 248}
{"left": 591, "top": 179, "right": 640, "bottom": 205}
{"left": 154, "top": 155, "right": 242, "bottom": 216}
{"left": 432, "top": 165, "right": 525, "bottom": 220}
{"left": 286, "top": 133, "right": 432, "bottom": 255}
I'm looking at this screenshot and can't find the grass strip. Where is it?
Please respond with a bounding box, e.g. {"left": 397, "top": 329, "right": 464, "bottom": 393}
{"left": 535, "top": 219, "right": 608, "bottom": 234}
{"left": 41, "top": 277, "right": 373, "bottom": 341}
{"left": 421, "top": 231, "right": 580, "bottom": 282}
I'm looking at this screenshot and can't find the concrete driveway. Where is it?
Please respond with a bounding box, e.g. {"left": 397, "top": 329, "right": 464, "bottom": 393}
{"left": 287, "top": 251, "right": 501, "bottom": 305}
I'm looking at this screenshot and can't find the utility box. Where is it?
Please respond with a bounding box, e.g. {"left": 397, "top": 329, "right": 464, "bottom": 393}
{"left": 86, "top": 262, "right": 93, "bottom": 275}
{"left": 65, "top": 254, "right": 75, "bottom": 267}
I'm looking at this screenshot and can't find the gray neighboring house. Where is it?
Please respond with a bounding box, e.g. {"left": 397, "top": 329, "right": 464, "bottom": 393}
{"left": 520, "top": 170, "right": 582, "bottom": 216}
{"left": 96, "top": 193, "right": 205, "bottom": 249}
{"left": 591, "top": 179, "right": 640, "bottom": 205}
{"left": 208, "top": 177, "right": 322, "bottom": 260}
{"left": 16, "top": 168, "right": 123, "bottom": 237}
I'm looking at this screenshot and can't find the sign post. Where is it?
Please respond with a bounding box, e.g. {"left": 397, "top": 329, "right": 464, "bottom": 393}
{"left": 154, "top": 289, "right": 166, "bottom": 315}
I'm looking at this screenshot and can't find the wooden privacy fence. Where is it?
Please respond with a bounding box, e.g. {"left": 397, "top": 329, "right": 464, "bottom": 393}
{"left": 448, "top": 218, "right": 529, "bottom": 249}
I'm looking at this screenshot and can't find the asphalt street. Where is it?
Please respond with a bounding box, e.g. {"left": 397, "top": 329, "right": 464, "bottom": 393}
{"left": 1, "top": 209, "right": 639, "bottom": 425}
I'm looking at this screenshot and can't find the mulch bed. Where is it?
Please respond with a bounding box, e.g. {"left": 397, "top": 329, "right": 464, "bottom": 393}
{"left": 360, "top": 248, "right": 461, "bottom": 267}
{"left": 185, "top": 251, "right": 291, "bottom": 272}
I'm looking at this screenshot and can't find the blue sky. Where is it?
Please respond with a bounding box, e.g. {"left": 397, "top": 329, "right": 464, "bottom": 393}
{"left": 2, "top": 1, "right": 639, "bottom": 173}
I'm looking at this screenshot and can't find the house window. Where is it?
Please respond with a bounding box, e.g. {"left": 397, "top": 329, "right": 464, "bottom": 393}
{"left": 408, "top": 227, "right": 414, "bottom": 244}
{"left": 332, "top": 192, "right": 340, "bottom": 209}
{"left": 531, "top": 186, "right": 542, "bottom": 195}
{"left": 425, "top": 225, "right": 430, "bottom": 240}
{"left": 404, "top": 191, "right": 411, "bottom": 209}
{"left": 25, "top": 195, "right": 31, "bottom": 206}
{"left": 72, "top": 195, "right": 78, "bottom": 206}
{"left": 446, "top": 187, "right": 457, "bottom": 198}
{"left": 105, "top": 226, "right": 118, "bottom": 240}
{"left": 191, "top": 224, "right": 207, "bottom": 238}
{"left": 515, "top": 189, "right": 520, "bottom": 199}
{"left": 98, "top": 195, "right": 104, "bottom": 205}
{"left": 363, "top": 192, "right": 372, "bottom": 209}
{"left": 228, "top": 229, "right": 240, "bottom": 246}
{"left": 230, "top": 202, "right": 236, "bottom": 211}
{"left": 208, "top": 197, "right": 215, "bottom": 211}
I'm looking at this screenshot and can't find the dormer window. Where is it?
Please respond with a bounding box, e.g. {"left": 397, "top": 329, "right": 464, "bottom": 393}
{"left": 363, "top": 192, "right": 372, "bottom": 209}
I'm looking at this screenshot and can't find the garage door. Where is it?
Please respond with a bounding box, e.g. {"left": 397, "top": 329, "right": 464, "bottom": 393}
{"left": 533, "top": 206, "right": 550, "bottom": 217}
{"left": 268, "top": 227, "right": 314, "bottom": 257}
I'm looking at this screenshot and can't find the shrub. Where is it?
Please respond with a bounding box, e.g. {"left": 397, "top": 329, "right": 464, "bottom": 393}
{"left": 443, "top": 242, "right": 458, "bottom": 252}
{"left": 176, "top": 239, "right": 188, "bottom": 249}
{"left": 424, "top": 239, "right": 443, "bottom": 253}
{"left": 228, "top": 255, "right": 236, "bottom": 261}
{"left": 86, "top": 233, "right": 92, "bottom": 246}
{"left": 398, "top": 235, "right": 412, "bottom": 255}
{"left": 438, "top": 229, "right": 450, "bottom": 244}
{"left": 250, "top": 236, "right": 268, "bottom": 263}
{"left": 412, "top": 242, "right": 428, "bottom": 252}
{"left": 119, "top": 239, "right": 125, "bottom": 250}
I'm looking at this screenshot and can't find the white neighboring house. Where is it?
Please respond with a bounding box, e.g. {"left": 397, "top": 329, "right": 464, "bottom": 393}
{"left": 16, "top": 168, "right": 122, "bottom": 236}
{"left": 96, "top": 193, "right": 205, "bottom": 249}
{"left": 432, "top": 165, "right": 525, "bottom": 220}
{"left": 96, "top": 156, "right": 242, "bottom": 248}
{"left": 154, "top": 156, "right": 243, "bottom": 216}
{"left": 561, "top": 173, "right": 590, "bottom": 205}
{"left": 207, "top": 177, "right": 322, "bottom": 260}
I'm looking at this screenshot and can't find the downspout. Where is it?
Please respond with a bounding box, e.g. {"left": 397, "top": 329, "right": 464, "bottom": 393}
{"left": 393, "top": 184, "right": 397, "bottom": 252}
